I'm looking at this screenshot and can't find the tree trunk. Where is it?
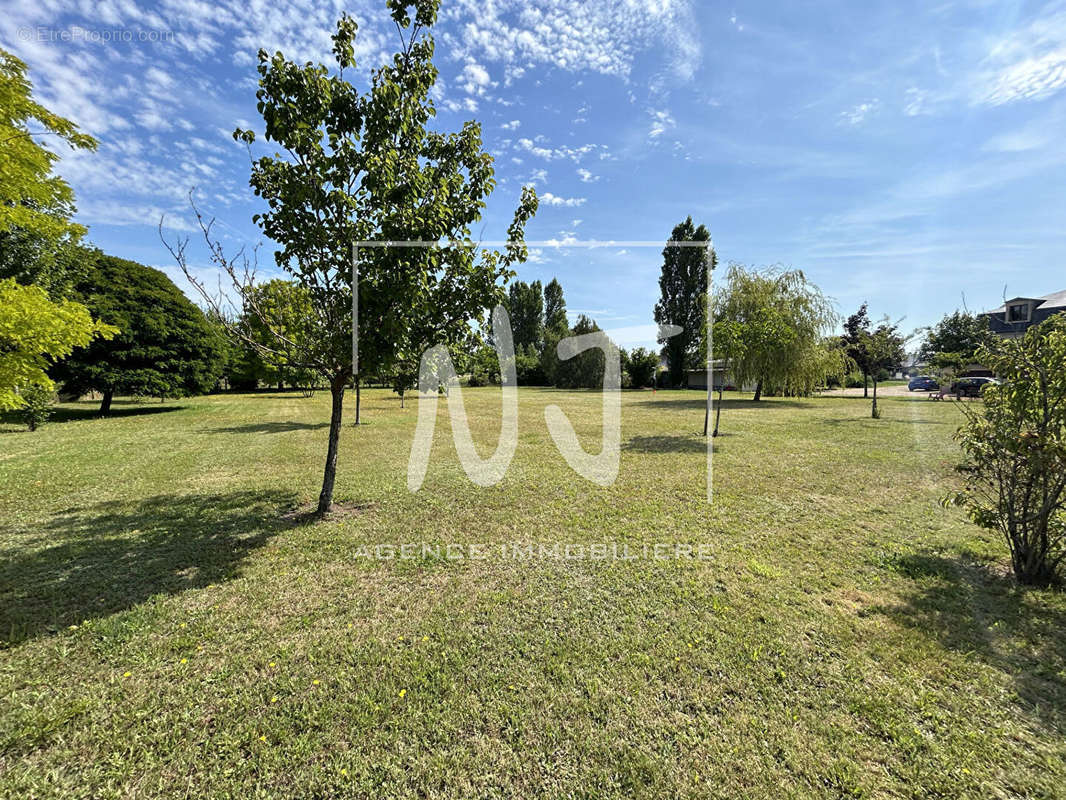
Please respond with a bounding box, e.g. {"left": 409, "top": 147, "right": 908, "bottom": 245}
{"left": 316, "top": 377, "right": 346, "bottom": 515}
{"left": 863, "top": 372, "right": 869, "bottom": 398}
{"left": 355, "top": 376, "right": 361, "bottom": 425}
{"left": 400, "top": 389, "right": 405, "bottom": 409}
{"left": 871, "top": 380, "right": 879, "bottom": 418}
{"left": 99, "top": 390, "right": 113, "bottom": 416}
{"left": 753, "top": 380, "right": 763, "bottom": 401}
{"left": 713, "top": 387, "right": 723, "bottom": 437}
{"left": 703, "top": 382, "right": 711, "bottom": 436}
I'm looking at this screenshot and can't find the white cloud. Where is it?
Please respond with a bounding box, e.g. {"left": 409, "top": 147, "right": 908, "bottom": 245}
{"left": 540, "top": 192, "right": 587, "bottom": 207}
{"left": 839, "top": 99, "right": 880, "bottom": 126}
{"left": 458, "top": 61, "right": 493, "bottom": 95}
{"left": 440, "top": 0, "right": 701, "bottom": 84}
{"left": 976, "top": 11, "right": 1066, "bottom": 106}
{"left": 577, "top": 168, "right": 599, "bottom": 182}
{"left": 648, "top": 109, "right": 676, "bottom": 138}
{"left": 516, "top": 137, "right": 607, "bottom": 162}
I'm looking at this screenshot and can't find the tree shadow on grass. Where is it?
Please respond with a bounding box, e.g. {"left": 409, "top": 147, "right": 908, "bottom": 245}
{"left": 622, "top": 435, "right": 710, "bottom": 453}
{"left": 205, "top": 421, "right": 329, "bottom": 434}
{"left": 0, "top": 404, "right": 187, "bottom": 429}
{"left": 873, "top": 552, "right": 1066, "bottom": 736}
{"left": 0, "top": 490, "right": 300, "bottom": 647}
{"left": 632, "top": 396, "right": 813, "bottom": 411}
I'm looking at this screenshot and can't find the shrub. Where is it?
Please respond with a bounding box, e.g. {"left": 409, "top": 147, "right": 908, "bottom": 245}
{"left": 625, "top": 347, "right": 660, "bottom": 389}
{"left": 844, "top": 372, "right": 865, "bottom": 389}
{"left": 18, "top": 383, "right": 55, "bottom": 431}
{"left": 948, "top": 316, "right": 1066, "bottom": 586}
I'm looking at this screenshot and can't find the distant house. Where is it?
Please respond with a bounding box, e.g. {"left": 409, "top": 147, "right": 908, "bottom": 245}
{"left": 983, "top": 290, "right": 1066, "bottom": 338}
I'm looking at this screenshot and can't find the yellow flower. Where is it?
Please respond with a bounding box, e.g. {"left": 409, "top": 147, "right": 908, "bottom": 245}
{"left": 398, "top": 689, "right": 406, "bottom": 698}
{"left": 312, "top": 680, "right": 321, "bottom": 686}
{"left": 122, "top": 671, "right": 132, "bottom": 678}
{"left": 269, "top": 662, "right": 276, "bottom": 668}
{"left": 180, "top": 658, "right": 188, "bottom": 664}
{"left": 340, "top": 769, "right": 348, "bottom": 776}
{"left": 259, "top": 735, "right": 267, "bottom": 742}
{"left": 421, "top": 635, "right": 429, "bottom": 642}
{"left": 270, "top": 696, "right": 279, "bottom": 704}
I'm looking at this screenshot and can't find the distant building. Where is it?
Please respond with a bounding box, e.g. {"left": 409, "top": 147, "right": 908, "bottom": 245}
{"left": 984, "top": 290, "right": 1066, "bottom": 338}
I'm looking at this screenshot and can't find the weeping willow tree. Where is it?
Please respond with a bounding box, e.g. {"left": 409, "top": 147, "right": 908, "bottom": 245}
{"left": 713, "top": 264, "right": 843, "bottom": 401}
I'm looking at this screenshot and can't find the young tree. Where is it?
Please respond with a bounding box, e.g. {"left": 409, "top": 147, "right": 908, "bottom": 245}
{"left": 625, "top": 347, "right": 659, "bottom": 389}
{"left": 841, "top": 303, "right": 872, "bottom": 398}
{"left": 713, "top": 265, "right": 839, "bottom": 400}
{"left": 165, "top": 2, "right": 536, "bottom": 514}
{"left": 0, "top": 278, "right": 115, "bottom": 410}
{"left": 55, "top": 254, "right": 225, "bottom": 414}
{"left": 0, "top": 48, "right": 97, "bottom": 298}
{"left": 654, "top": 217, "right": 714, "bottom": 387}
{"left": 948, "top": 316, "right": 1066, "bottom": 585}
{"left": 861, "top": 321, "right": 906, "bottom": 418}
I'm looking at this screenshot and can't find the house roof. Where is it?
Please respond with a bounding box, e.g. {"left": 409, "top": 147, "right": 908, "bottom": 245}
{"left": 988, "top": 289, "right": 1066, "bottom": 314}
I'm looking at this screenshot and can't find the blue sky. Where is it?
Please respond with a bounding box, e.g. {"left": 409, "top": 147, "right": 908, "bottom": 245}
{"left": 4, "top": 0, "right": 1066, "bottom": 349}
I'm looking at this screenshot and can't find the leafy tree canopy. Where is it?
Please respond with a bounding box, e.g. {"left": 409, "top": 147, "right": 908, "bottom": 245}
{"left": 712, "top": 264, "right": 840, "bottom": 399}
{"left": 0, "top": 48, "right": 96, "bottom": 296}
{"left": 654, "top": 217, "right": 714, "bottom": 387}
{"left": 55, "top": 254, "right": 224, "bottom": 413}
{"left": 0, "top": 277, "right": 115, "bottom": 410}
{"left": 919, "top": 310, "right": 992, "bottom": 365}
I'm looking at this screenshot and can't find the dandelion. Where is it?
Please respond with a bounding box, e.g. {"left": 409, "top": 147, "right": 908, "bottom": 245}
{"left": 123, "top": 671, "right": 132, "bottom": 678}
{"left": 259, "top": 735, "right": 267, "bottom": 742}
{"left": 180, "top": 658, "right": 188, "bottom": 664}
{"left": 269, "top": 662, "right": 276, "bottom": 668}
{"left": 340, "top": 769, "right": 348, "bottom": 776}
{"left": 312, "top": 680, "right": 321, "bottom": 686}
{"left": 270, "top": 696, "right": 279, "bottom": 703}
{"left": 398, "top": 689, "right": 406, "bottom": 698}
{"left": 421, "top": 635, "right": 428, "bottom": 642}
{"left": 180, "top": 623, "right": 187, "bottom": 629}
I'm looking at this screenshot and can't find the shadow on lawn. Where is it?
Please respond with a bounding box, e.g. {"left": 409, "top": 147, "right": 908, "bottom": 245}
{"left": 876, "top": 552, "right": 1066, "bottom": 736}
{"left": 623, "top": 435, "right": 710, "bottom": 453}
{"left": 633, "top": 396, "right": 812, "bottom": 411}
{"left": 0, "top": 404, "right": 187, "bottom": 429}
{"left": 0, "top": 490, "right": 300, "bottom": 647}
{"left": 205, "top": 421, "right": 329, "bottom": 434}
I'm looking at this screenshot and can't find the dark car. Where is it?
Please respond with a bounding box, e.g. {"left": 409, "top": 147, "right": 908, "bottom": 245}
{"left": 908, "top": 375, "right": 939, "bottom": 391}
{"left": 950, "top": 376, "right": 999, "bottom": 398}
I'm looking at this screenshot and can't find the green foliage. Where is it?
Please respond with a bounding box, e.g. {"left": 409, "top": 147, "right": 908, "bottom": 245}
{"left": 920, "top": 310, "right": 991, "bottom": 365}
{"left": 505, "top": 280, "right": 544, "bottom": 354}
{"left": 625, "top": 347, "right": 659, "bottom": 388}
{"left": 16, "top": 382, "right": 55, "bottom": 430}
{"left": 949, "top": 316, "right": 1066, "bottom": 586}
{"left": 0, "top": 277, "right": 115, "bottom": 410}
{"left": 0, "top": 48, "right": 97, "bottom": 295}
{"left": 713, "top": 265, "right": 839, "bottom": 398}
{"left": 543, "top": 278, "right": 568, "bottom": 336}
{"left": 55, "top": 254, "right": 224, "bottom": 410}
{"left": 240, "top": 279, "right": 318, "bottom": 390}
{"left": 653, "top": 217, "right": 714, "bottom": 387}
{"left": 555, "top": 315, "right": 611, "bottom": 389}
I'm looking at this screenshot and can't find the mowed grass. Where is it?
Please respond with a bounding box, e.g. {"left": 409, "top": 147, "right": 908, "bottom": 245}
{"left": 1, "top": 388, "right": 1065, "bottom": 798}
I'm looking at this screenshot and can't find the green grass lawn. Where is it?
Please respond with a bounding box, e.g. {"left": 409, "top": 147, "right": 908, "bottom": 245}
{"left": 2, "top": 389, "right": 1064, "bottom": 798}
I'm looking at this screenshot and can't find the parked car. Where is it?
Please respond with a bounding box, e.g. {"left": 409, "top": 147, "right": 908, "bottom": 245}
{"left": 908, "top": 375, "right": 939, "bottom": 391}
{"left": 950, "top": 376, "right": 1000, "bottom": 398}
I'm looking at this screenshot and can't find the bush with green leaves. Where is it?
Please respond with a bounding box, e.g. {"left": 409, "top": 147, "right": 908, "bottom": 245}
{"left": 17, "top": 382, "right": 55, "bottom": 431}
{"left": 948, "top": 316, "right": 1066, "bottom": 586}
{"left": 625, "top": 347, "right": 660, "bottom": 388}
